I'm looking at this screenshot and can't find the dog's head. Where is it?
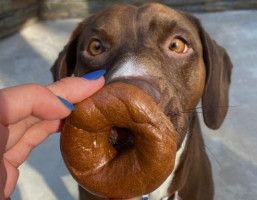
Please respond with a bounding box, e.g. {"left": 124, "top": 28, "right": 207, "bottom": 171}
{"left": 52, "top": 3, "right": 232, "bottom": 149}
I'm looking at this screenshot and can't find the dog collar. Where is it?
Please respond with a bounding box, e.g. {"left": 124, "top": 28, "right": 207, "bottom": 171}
{"left": 171, "top": 191, "right": 182, "bottom": 200}
{"left": 140, "top": 191, "right": 182, "bottom": 200}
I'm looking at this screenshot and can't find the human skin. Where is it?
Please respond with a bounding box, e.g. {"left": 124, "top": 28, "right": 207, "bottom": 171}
{"left": 0, "top": 76, "right": 105, "bottom": 199}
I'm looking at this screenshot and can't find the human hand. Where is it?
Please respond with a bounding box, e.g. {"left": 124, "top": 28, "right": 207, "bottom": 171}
{"left": 0, "top": 70, "right": 105, "bottom": 199}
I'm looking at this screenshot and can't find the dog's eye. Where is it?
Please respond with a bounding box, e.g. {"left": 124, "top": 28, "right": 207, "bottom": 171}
{"left": 168, "top": 38, "right": 188, "bottom": 53}
{"left": 88, "top": 39, "right": 105, "bottom": 56}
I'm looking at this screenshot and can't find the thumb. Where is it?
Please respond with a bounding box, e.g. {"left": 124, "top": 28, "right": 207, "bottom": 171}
{"left": 48, "top": 76, "right": 105, "bottom": 105}
{"left": 0, "top": 76, "right": 105, "bottom": 125}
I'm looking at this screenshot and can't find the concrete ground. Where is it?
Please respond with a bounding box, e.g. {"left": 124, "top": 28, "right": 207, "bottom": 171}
{"left": 0, "top": 10, "right": 256, "bottom": 200}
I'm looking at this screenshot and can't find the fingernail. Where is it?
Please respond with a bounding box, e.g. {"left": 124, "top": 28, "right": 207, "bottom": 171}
{"left": 82, "top": 69, "right": 106, "bottom": 80}
{"left": 140, "top": 197, "right": 148, "bottom": 200}
{"left": 57, "top": 96, "right": 76, "bottom": 111}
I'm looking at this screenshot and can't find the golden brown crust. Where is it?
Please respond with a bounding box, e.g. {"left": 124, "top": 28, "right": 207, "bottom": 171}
{"left": 61, "top": 83, "right": 177, "bottom": 198}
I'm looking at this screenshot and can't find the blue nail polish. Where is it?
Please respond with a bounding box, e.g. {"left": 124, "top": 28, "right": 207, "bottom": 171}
{"left": 57, "top": 96, "right": 76, "bottom": 111}
{"left": 82, "top": 69, "right": 106, "bottom": 80}
{"left": 140, "top": 197, "right": 148, "bottom": 200}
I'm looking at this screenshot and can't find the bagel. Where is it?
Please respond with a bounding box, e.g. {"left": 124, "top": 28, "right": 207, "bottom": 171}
{"left": 60, "top": 82, "right": 177, "bottom": 198}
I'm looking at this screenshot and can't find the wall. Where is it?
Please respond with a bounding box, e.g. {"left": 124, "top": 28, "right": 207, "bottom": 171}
{"left": 0, "top": 0, "right": 40, "bottom": 38}
{"left": 0, "top": 0, "right": 256, "bottom": 38}
{"left": 41, "top": 0, "right": 257, "bottom": 19}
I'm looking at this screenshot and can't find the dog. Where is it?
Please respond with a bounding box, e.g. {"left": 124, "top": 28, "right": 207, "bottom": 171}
{"left": 51, "top": 3, "right": 233, "bottom": 200}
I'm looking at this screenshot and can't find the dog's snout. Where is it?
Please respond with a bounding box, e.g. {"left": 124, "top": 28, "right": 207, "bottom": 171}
{"left": 104, "top": 59, "right": 161, "bottom": 103}
{"left": 108, "top": 78, "right": 161, "bottom": 104}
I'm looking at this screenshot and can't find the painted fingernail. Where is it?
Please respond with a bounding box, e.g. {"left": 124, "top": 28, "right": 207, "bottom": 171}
{"left": 141, "top": 197, "right": 148, "bottom": 200}
{"left": 57, "top": 96, "right": 76, "bottom": 111}
{"left": 82, "top": 69, "right": 106, "bottom": 80}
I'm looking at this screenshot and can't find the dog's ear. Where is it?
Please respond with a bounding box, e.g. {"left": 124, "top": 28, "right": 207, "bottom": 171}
{"left": 183, "top": 12, "right": 233, "bottom": 129}
{"left": 196, "top": 18, "right": 233, "bottom": 130}
{"left": 51, "top": 22, "right": 83, "bottom": 81}
{"left": 200, "top": 25, "right": 233, "bottom": 130}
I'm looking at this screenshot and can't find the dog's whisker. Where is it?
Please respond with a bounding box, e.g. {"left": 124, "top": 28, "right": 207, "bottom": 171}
{"left": 183, "top": 105, "right": 240, "bottom": 115}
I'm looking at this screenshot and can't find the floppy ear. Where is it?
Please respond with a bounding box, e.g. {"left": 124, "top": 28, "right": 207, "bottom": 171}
{"left": 51, "top": 22, "right": 83, "bottom": 81}
{"left": 198, "top": 22, "right": 233, "bottom": 130}
{"left": 183, "top": 12, "right": 233, "bottom": 129}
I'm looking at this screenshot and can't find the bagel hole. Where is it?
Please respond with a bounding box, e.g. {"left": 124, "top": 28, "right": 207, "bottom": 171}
{"left": 109, "top": 127, "right": 135, "bottom": 153}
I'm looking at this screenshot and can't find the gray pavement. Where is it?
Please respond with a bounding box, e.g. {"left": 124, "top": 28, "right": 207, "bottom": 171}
{"left": 0, "top": 10, "right": 256, "bottom": 200}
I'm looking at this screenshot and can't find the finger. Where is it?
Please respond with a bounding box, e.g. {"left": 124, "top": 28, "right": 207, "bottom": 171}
{"left": 0, "top": 160, "right": 7, "bottom": 200}
{"left": 0, "top": 76, "right": 104, "bottom": 126}
{"left": 4, "top": 77, "right": 104, "bottom": 150}
{"left": 47, "top": 76, "right": 105, "bottom": 103}
{"left": 0, "top": 83, "right": 69, "bottom": 126}
{"left": 0, "top": 124, "right": 8, "bottom": 156}
{"left": 0, "top": 124, "right": 9, "bottom": 199}
{"left": 6, "top": 116, "right": 40, "bottom": 151}
{"left": 4, "top": 119, "right": 62, "bottom": 168}
{"left": 2, "top": 158, "right": 19, "bottom": 198}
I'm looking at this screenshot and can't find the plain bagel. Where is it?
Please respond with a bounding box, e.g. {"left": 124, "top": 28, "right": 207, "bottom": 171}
{"left": 60, "top": 82, "right": 177, "bottom": 198}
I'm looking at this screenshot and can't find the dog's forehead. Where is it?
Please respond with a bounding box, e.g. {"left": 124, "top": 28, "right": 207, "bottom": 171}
{"left": 85, "top": 4, "right": 136, "bottom": 31}
{"left": 82, "top": 3, "right": 198, "bottom": 36}
{"left": 137, "top": 3, "right": 187, "bottom": 23}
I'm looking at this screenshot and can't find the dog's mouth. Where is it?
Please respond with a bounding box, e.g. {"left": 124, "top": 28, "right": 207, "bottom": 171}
{"left": 106, "top": 78, "right": 165, "bottom": 154}
{"left": 105, "top": 78, "right": 163, "bottom": 154}
{"left": 108, "top": 77, "right": 161, "bottom": 104}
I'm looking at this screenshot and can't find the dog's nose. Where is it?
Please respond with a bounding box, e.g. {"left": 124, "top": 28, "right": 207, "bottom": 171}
{"left": 107, "top": 78, "right": 161, "bottom": 104}
{"left": 104, "top": 59, "right": 161, "bottom": 103}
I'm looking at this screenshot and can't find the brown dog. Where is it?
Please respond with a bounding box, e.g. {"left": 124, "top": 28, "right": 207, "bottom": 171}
{"left": 52, "top": 3, "right": 233, "bottom": 200}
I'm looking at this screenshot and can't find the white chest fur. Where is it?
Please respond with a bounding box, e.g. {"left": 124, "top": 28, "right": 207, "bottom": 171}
{"left": 146, "top": 134, "right": 188, "bottom": 200}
